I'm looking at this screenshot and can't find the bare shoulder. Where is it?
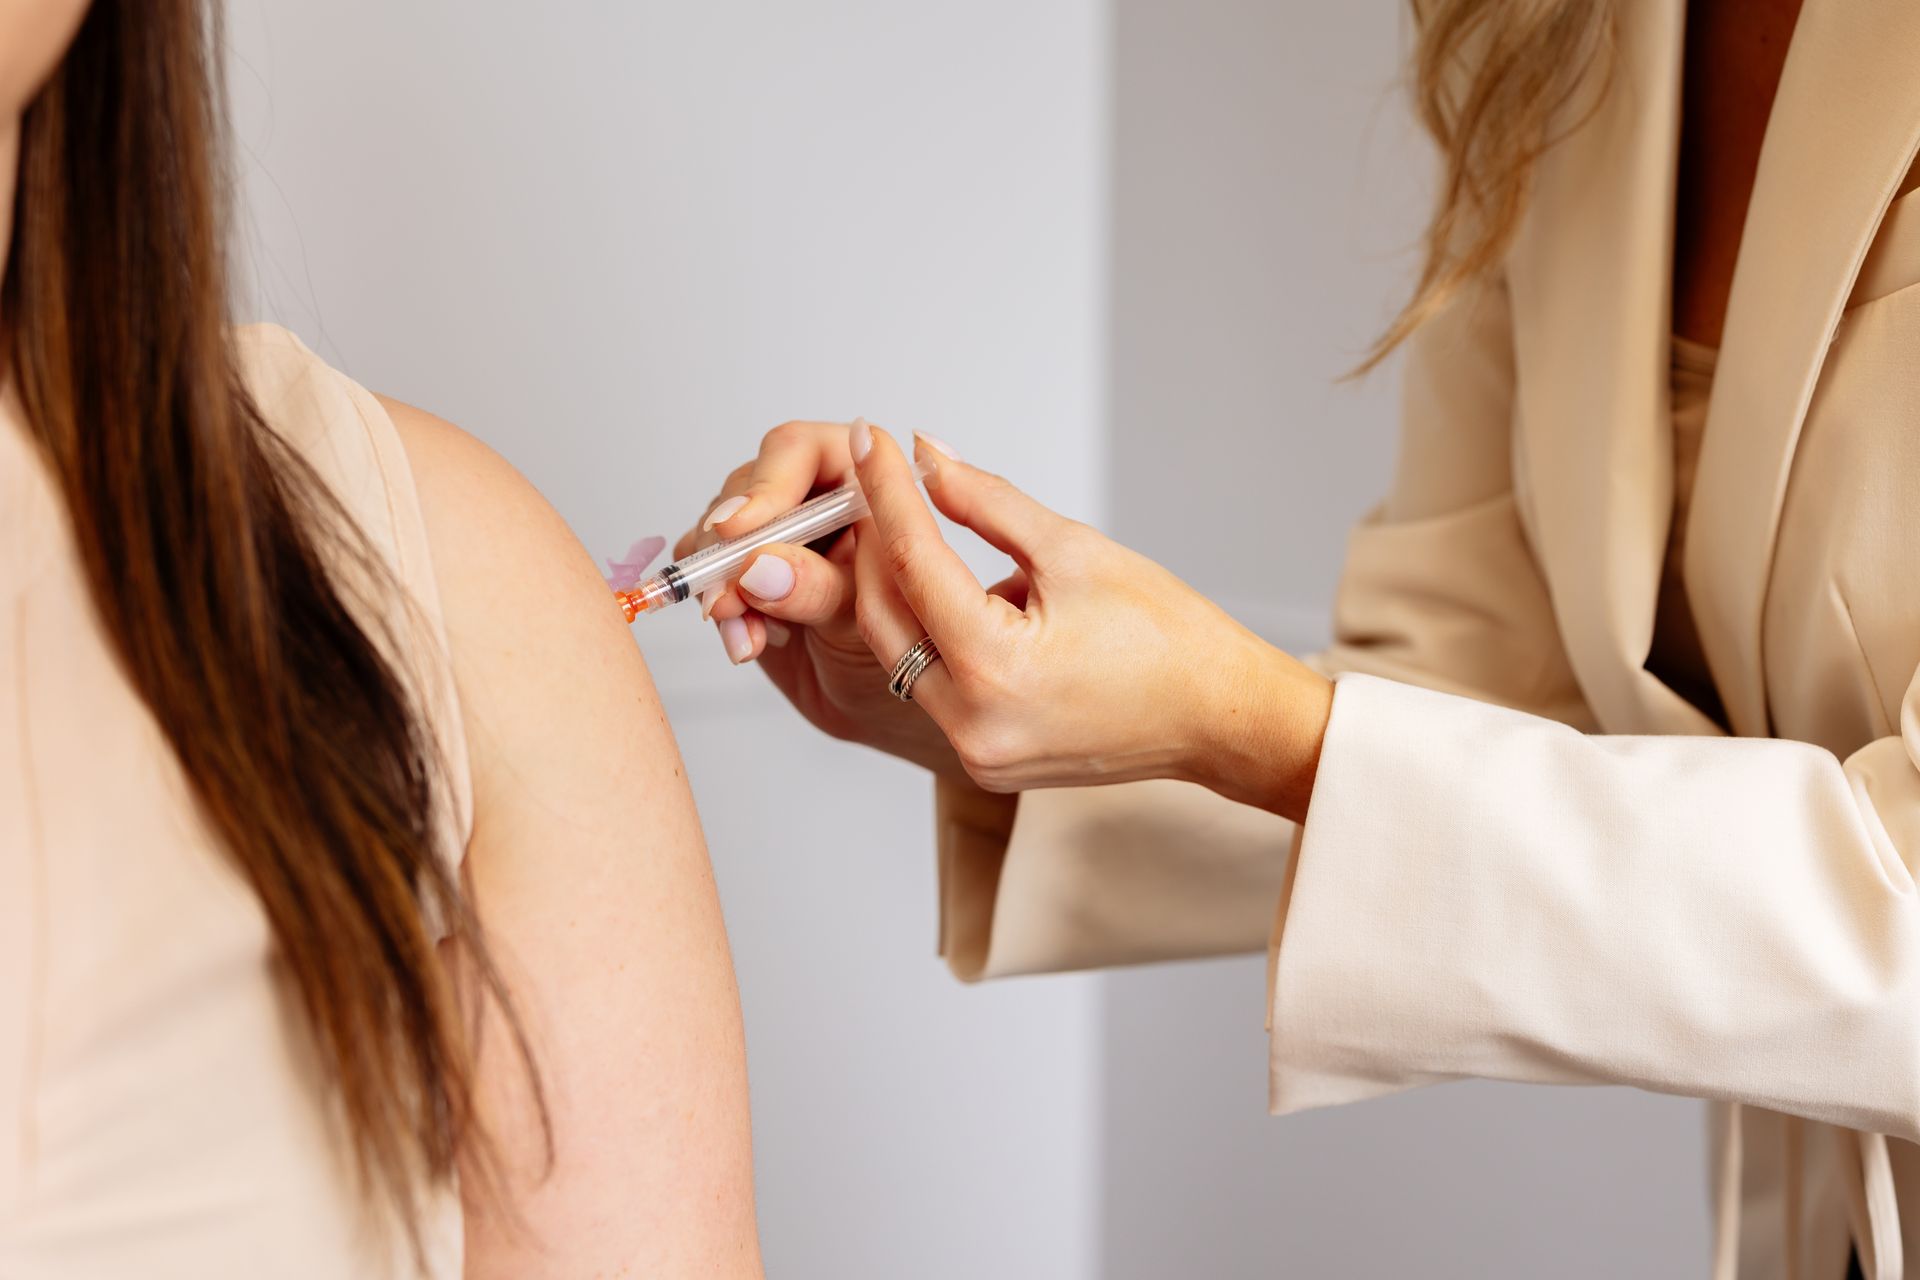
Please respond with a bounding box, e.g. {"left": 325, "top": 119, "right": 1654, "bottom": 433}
{"left": 376, "top": 393, "right": 565, "bottom": 570}
{"left": 373, "top": 393, "right": 690, "bottom": 844}
{"left": 375, "top": 392, "right": 596, "bottom": 641}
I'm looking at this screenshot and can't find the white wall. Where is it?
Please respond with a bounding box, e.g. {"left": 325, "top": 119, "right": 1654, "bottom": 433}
{"left": 1099, "top": 3, "right": 1711, "bottom": 1276}
{"left": 227, "top": 3, "right": 1106, "bottom": 1277}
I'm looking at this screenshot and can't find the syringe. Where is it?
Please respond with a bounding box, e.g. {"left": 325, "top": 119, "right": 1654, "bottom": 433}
{"left": 615, "top": 461, "right": 931, "bottom": 622}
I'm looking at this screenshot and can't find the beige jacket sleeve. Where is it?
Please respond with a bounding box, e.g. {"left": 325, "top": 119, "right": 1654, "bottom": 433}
{"left": 1270, "top": 668, "right": 1920, "bottom": 1144}
{"left": 939, "top": 277, "right": 1591, "bottom": 980}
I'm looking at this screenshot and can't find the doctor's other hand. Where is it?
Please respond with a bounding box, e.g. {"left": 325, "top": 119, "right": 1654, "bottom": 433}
{"left": 844, "top": 421, "right": 1332, "bottom": 822}
{"left": 673, "top": 421, "right": 970, "bottom": 780}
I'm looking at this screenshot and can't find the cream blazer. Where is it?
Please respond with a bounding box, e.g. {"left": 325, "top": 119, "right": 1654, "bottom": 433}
{"left": 933, "top": 2, "right": 1920, "bottom": 1277}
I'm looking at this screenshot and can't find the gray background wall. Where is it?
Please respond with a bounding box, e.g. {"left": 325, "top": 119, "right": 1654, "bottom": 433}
{"left": 226, "top": 2, "right": 1710, "bottom": 1275}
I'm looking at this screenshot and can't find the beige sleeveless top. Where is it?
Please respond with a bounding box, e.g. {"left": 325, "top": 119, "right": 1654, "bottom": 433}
{"left": 1, "top": 326, "right": 471, "bottom": 1277}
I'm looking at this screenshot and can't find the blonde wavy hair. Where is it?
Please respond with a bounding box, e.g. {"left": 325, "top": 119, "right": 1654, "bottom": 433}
{"left": 1362, "top": 0, "right": 1618, "bottom": 370}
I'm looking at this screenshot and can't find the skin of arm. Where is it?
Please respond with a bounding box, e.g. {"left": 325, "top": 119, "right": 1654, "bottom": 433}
{"left": 381, "top": 395, "right": 762, "bottom": 1279}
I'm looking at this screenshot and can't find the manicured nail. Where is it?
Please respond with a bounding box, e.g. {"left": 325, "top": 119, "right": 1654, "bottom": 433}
{"left": 915, "top": 432, "right": 961, "bottom": 461}
{"left": 699, "top": 586, "right": 723, "bottom": 620}
{"left": 912, "top": 432, "right": 958, "bottom": 487}
{"left": 704, "top": 494, "right": 749, "bottom": 531}
{"left": 765, "top": 621, "right": 792, "bottom": 647}
{"left": 718, "top": 615, "right": 753, "bottom": 665}
{"left": 850, "top": 417, "right": 873, "bottom": 464}
{"left": 739, "top": 553, "right": 794, "bottom": 601}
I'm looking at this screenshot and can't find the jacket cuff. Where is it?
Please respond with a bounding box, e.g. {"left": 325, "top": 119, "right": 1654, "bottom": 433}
{"left": 1268, "top": 672, "right": 1520, "bottom": 1112}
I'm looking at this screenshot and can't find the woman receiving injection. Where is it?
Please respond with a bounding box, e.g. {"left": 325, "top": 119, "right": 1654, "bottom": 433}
{"left": 0, "top": 2, "right": 760, "bottom": 1275}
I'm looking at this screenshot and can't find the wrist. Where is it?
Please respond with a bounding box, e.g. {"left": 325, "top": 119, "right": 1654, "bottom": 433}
{"left": 1189, "top": 631, "right": 1331, "bottom": 823}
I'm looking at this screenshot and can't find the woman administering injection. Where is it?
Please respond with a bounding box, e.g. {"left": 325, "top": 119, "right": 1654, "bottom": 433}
{"left": 680, "top": 0, "right": 1920, "bottom": 1274}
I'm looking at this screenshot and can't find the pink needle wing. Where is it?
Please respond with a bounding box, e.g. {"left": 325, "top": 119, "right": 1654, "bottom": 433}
{"left": 604, "top": 535, "right": 667, "bottom": 591}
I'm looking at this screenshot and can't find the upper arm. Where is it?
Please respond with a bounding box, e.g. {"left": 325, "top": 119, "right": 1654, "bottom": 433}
{"left": 379, "top": 394, "right": 760, "bottom": 1278}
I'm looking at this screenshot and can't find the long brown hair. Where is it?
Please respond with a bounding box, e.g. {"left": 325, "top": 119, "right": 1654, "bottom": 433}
{"left": 1363, "top": 0, "right": 1616, "bottom": 369}
{"left": 4, "top": 0, "right": 540, "bottom": 1259}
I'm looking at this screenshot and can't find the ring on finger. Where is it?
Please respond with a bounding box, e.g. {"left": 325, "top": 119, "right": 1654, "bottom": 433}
{"left": 887, "top": 635, "right": 943, "bottom": 702}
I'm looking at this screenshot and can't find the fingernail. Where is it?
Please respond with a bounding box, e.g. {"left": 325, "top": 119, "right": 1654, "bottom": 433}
{"left": 850, "top": 417, "right": 873, "bottom": 464}
{"left": 912, "top": 432, "right": 955, "bottom": 487}
{"left": 719, "top": 615, "right": 753, "bottom": 665}
{"left": 915, "top": 432, "right": 961, "bottom": 461}
{"left": 704, "top": 494, "right": 749, "bottom": 532}
{"left": 739, "top": 553, "right": 795, "bottom": 601}
{"left": 765, "top": 621, "right": 792, "bottom": 647}
{"left": 699, "top": 586, "right": 723, "bottom": 620}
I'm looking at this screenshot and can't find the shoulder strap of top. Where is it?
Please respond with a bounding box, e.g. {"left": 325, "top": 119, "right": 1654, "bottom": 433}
{"left": 230, "top": 323, "right": 476, "bottom": 882}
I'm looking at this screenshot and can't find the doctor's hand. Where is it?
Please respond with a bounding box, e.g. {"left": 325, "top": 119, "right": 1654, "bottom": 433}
{"left": 841, "top": 421, "right": 1332, "bottom": 822}
{"left": 674, "top": 421, "right": 973, "bottom": 780}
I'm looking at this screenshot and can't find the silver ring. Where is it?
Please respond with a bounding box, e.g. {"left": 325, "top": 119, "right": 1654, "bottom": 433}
{"left": 887, "top": 635, "right": 942, "bottom": 702}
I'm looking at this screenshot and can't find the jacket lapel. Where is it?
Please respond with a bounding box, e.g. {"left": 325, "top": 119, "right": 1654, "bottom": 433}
{"left": 1684, "top": 0, "right": 1920, "bottom": 738}
{"left": 1505, "top": 0, "right": 1711, "bottom": 736}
